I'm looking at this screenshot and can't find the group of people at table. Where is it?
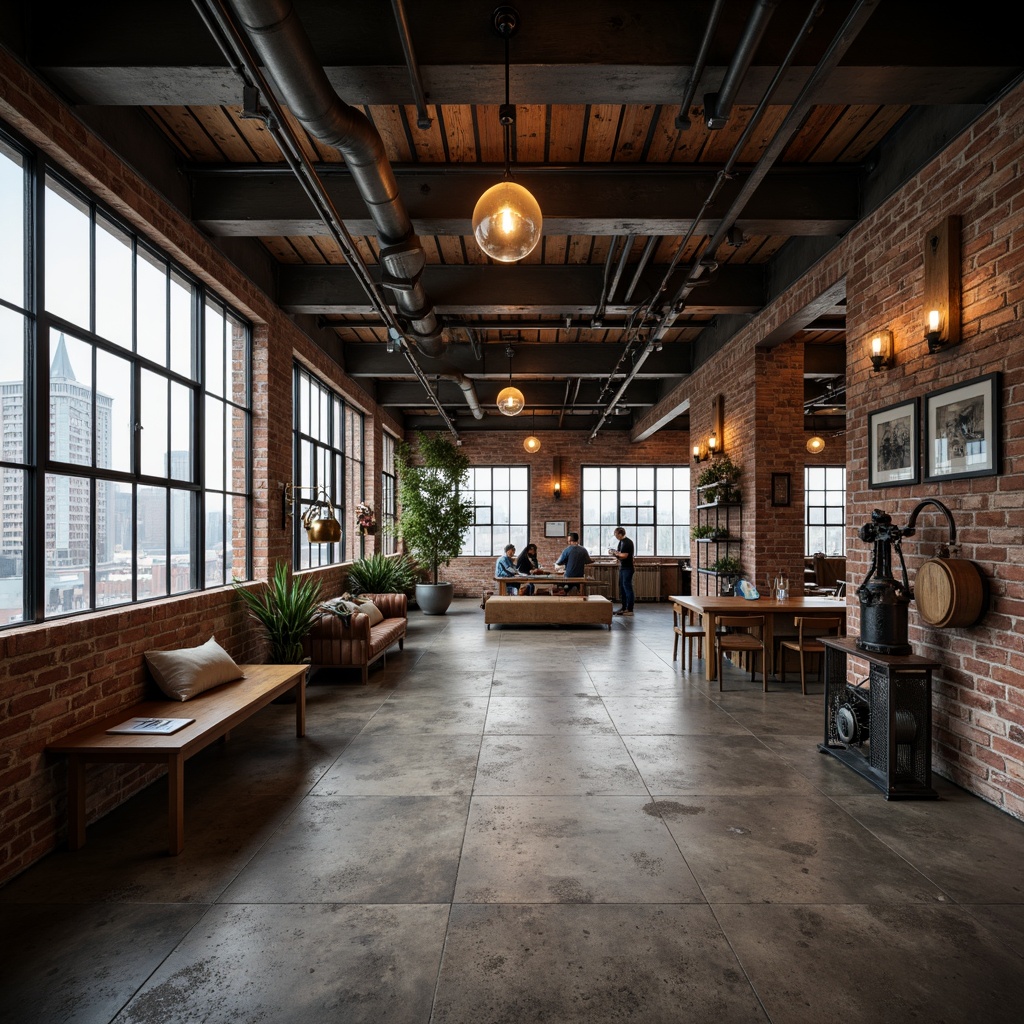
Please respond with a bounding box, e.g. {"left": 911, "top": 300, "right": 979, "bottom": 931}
{"left": 494, "top": 528, "right": 636, "bottom": 616}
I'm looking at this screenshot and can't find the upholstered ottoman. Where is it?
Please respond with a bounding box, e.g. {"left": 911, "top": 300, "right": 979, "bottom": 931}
{"left": 484, "top": 595, "right": 612, "bottom": 629}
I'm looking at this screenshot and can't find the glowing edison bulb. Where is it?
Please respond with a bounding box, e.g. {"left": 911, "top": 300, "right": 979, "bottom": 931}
{"left": 928, "top": 309, "right": 941, "bottom": 333}
{"left": 496, "top": 385, "right": 525, "bottom": 416}
{"left": 523, "top": 435, "right": 541, "bottom": 453}
{"left": 472, "top": 181, "right": 542, "bottom": 262}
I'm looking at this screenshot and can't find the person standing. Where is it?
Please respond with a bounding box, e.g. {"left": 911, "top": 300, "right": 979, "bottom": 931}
{"left": 609, "top": 526, "right": 635, "bottom": 615}
{"left": 555, "top": 532, "right": 593, "bottom": 594}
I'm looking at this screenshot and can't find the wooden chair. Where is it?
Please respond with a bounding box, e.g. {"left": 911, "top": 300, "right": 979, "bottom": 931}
{"left": 715, "top": 615, "right": 767, "bottom": 692}
{"left": 672, "top": 603, "right": 706, "bottom": 670}
{"left": 779, "top": 616, "right": 843, "bottom": 694}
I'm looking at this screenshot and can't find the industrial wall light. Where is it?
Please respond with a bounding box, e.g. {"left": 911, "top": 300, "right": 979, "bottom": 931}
{"left": 496, "top": 344, "right": 525, "bottom": 416}
{"left": 472, "top": 7, "right": 542, "bottom": 263}
{"left": 923, "top": 215, "right": 961, "bottom": 353}
{"left": 868, "top": 328, "right": 894, "bottom": 371}
{"left": 283, "top": 483, "right": 342, "bottom": 544}
{"left": 552, "top": 456, "right": 562, "bottom": 499}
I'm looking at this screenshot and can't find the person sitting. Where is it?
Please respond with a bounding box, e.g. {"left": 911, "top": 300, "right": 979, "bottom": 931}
{"left": 495, "top": 544, "right": 527, "bottom": 595}
{"left": 554, "top": 532, "right": 593, "bottom": 594}
{"left": 516, "top": 542, "right": 544, "bottom": 595}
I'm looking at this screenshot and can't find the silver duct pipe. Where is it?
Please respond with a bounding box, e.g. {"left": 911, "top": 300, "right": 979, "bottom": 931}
{"left": 438, "top": 374, "right": 484, "bottom": 420}
{"left": 226, "top": 0, "right": 445, "bottom": 358}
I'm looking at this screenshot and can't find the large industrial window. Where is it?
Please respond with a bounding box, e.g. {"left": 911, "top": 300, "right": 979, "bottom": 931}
{"left": 0, "top": 127, "right": 252, "bottom": 627}
{"left": 292, "top": 364, "right": 365, "bottom": 567}
{"left": 381, "top": 432, "right": 397, "bottom": 555}
{"left": 460, "top": 465, "right": 529, "bottom": 556}
{"left": 805, "top": 465, "right": 846, "bottom": 555}
{"left": 581, "top": 465, "right": 691, "bottom": 556}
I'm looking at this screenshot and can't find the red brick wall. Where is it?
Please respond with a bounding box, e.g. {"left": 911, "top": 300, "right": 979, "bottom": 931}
{"left": 406, "top": 428, "right": 690, "bottom": 597}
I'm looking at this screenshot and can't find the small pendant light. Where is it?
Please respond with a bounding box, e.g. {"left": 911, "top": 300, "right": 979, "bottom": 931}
{"left": 497, "top": 344, "right": 525, "bottom": 416}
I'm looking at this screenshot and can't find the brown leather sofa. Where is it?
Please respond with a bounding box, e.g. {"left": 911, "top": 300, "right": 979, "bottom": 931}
{"left": 305, "top": 592, "right": 408, "bottom": 684}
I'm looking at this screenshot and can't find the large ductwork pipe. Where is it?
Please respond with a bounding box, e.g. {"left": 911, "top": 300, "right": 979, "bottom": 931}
{"left": 227, "top": 0, "right": 446, "bottom": 358}
{"left": 438, "top": 374, "right": 484, "bottom": 420}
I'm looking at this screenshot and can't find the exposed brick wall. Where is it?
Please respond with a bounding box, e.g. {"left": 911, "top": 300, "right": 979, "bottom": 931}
{"left": 404, "top": 428, "right": 689, "bottom": 598}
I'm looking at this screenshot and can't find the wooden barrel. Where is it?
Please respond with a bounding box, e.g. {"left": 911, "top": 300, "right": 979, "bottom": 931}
{"left": 914, "top": 558, "right": 985, "bottom": 628}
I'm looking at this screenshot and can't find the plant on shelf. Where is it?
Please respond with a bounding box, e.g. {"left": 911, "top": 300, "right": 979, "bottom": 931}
{"left": 396, "top": 431, "right": 474, "bottom": 615}
{"left": 696, "top": 454, "right": 742, "bottom": 503}
{"left": 710, "top": 555, "right": 743, "bottom": 576}
{"left": 346, "top": 552, "right": 418, "bottom": 596}
{"left": 691, "top": 523, "right": 715, "bottom": 540}
{"left": 232, "top": 561, "right": 322, "bottom": 664}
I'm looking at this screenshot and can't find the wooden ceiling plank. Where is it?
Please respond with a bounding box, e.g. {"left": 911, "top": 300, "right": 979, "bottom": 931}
{"left": 222, "top": 105, "right": 283, "bottom": 162}
{"left": 366, "top": 105, "right": 415, "bottom": 162}
{"left": 614, "top": 104, "right": 656, "bottom": 162}
{"left": 514, "top": 103, "right": 547, "bottom": 163}
{"left": 442, "top": 104, "right": 478, "bottom": 163}
{"left": 155, "top": 106, "right": 225, "bottom": 162}
{"left": 546, "top": 105, "right": 586, "bottom": 162}
{"left": 583, "top": 104, "right": 621, "bottom": 162}
{"left": 782, "top": 104, "right": 844, "bottom": 161}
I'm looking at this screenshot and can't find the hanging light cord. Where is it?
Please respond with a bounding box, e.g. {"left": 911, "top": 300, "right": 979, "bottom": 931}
{"left": 500, "top": 20, "right": 513, "bottom": 179}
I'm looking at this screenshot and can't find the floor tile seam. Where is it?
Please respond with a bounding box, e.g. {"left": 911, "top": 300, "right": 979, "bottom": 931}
{"left": 958, "top": 904, "right": 1024, "bottom": 964}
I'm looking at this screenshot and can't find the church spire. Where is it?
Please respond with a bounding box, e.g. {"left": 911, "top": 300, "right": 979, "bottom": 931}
{"left": 49, "top": 333, "right": 77, "bottom": 380}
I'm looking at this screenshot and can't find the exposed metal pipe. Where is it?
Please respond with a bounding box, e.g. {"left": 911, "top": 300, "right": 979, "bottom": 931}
{"left": 704, "top": 0, "right": 778, "bottom": 129}
{"left": 675, "top": 0, "right": 727, "bottom": 129}
{"left": 606, "top": 233, "right": 635, "bottom": 304}
{"left": 225, "top": 0, "right": 446, "bottom": 358}
{"left": 592, "top": 236, "right": 621, "bottom": 326}
{"left": 389, "top": 0, "right": 432, "bottom": 130}
{"left": 437, "top": 373, "right": 484, "bottom": 419}
{"left": 623, "top": 235, "right": 659, "bottom": 303}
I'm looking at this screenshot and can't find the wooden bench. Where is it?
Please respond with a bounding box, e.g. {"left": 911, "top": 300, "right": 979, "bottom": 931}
{"left": 484, "top": 594, "right": 613, "bottom": 629}
{"left": 46, "top": 664, "right": 306, "bottom": 855}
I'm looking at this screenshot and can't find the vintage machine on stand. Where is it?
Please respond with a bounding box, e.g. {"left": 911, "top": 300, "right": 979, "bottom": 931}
{"left": 820, "top": 499, "right": 986, "bottom": 798}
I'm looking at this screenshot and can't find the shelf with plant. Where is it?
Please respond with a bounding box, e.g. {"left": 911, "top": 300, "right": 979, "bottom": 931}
{"left": 707, "top": 555, "right": 743, "bottom": 576}
{"left": 691, "top": 524, "right": 733, "bottom": 542}
{"left": 695, "top": 454, "right": 742, "bottom": 505}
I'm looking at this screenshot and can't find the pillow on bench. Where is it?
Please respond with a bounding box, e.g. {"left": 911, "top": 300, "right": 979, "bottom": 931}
{"left": 145, "top": 636, "right": 245, "bottom": 701}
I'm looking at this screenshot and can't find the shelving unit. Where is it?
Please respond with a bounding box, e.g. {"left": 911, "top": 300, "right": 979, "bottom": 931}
{"left": 694, "top": 483, "right": 743, "bottom": 595}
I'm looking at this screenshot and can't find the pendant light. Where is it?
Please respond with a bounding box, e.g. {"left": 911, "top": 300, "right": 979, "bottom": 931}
{"left": 472, "top": 7, "right": 542, "bottom": 263}
{"left": 496, "top": 344, "right": 525, "bottom": 416}
{"left": 806, "top": 435, "right": 826, "bottom": 454}
{"left": 524, "top": 409, "right": 541, "bottom": 453}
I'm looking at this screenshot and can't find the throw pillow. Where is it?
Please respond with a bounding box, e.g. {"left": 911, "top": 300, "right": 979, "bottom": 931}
{"left": 145, "top": 636, "right": 245, "bottom": 702}
{"left": 355, "top": 598, "right": 384, "bottom": 626}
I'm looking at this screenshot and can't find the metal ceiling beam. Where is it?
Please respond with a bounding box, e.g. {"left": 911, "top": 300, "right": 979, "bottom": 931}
{"left": 279, "top": 264, "right": 766, "bottom": 316}
{"left": 189, "top": 164, "right": 859, "bottom": 239}
{"left": 374, "top": 379, "right": 664, "bottom": 408}
{"left": 343, "top": 342, "right": 691, "bottom": 379}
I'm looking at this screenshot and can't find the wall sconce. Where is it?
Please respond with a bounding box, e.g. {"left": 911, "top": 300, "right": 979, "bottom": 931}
{"left": 923, "top": 215, "right": 961, "bottom": 353}
{"left": 868, "top": 329, "right": 894, "bottom": 371}
{"left": 283, "top": 483, "right": 342, "bottom": 544}
{"left": 692, "top": 440, "right": 709, "bottom": 464}
{"left": 552, "top": 456, "right": 562, "bottom": 499}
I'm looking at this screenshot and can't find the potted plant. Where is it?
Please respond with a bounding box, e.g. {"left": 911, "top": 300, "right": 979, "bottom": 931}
{"left": 232, "top": 561, "right": 323, "bottom": 664}
{"left": 696, "top": 454, "right": 742, "bottom": 503}
{"left": 346, "top": 552, "right": 418, "bottom": 596}
{"left": 396, "top": 431, "right": 474, "bottom": 615}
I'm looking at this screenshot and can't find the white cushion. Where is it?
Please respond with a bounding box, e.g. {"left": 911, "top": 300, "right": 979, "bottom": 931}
{"left": 356, "top": 598, "right": 384, "bottom": 626}
{"left": 144, "top": 636, "right": 245, "bottom": 702}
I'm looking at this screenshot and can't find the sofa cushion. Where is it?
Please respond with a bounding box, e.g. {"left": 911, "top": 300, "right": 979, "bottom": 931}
{"left": 368, "top": 618, "right": 407, "bottom": 656}
{"left": 355, "top": 597, "right": 384, "bottom": 626}
{"left": 145, "top": 636, "right": 245, "bottom": 701}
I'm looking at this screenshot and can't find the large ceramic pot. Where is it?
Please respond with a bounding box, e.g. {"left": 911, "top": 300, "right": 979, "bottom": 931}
{"left": 416, "top": 582, "right": 454, "bottom": 615}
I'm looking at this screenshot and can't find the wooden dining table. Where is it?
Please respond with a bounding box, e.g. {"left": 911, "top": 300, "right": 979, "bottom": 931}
{"left": 669, "top": 593, "right": 847, "bottom": 682}
{"left": 493, "top": 575, "right": 598, "bottom": 596}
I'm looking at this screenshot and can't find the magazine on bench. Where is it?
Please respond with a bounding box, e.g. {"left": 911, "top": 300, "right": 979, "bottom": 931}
{"left": 107, "top": 717, "right": 195, "bottom": 735}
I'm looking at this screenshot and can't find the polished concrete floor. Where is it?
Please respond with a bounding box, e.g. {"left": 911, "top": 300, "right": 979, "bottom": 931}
{"left": 3, "top": 599, "right": 1024, "bottom": 1023}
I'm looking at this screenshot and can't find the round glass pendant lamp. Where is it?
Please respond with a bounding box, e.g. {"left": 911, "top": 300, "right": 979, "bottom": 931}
{"left": 497, "top": 385, "right": 525, "bottom": 416}
{"left": 523, "top": 434, "right": 541, "bottom": 453}
{"left": 472, "top": 6, "right": 542, "bottom": 263}
{"left": 473, "top": 181, "right": 542, "bottom": 263}
{"left": 806, "top": 435, "right": 826, "bottom": 454}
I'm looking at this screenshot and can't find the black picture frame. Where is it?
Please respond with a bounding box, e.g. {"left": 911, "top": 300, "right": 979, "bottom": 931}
{"left": 924, "top": 372, "right": 1001, "bottom": 481}
{"left": 868, "top": 398, "right": 920, "bottom": 488}
{"left": 770, "top": 472, "right": 791, "bottom": 507}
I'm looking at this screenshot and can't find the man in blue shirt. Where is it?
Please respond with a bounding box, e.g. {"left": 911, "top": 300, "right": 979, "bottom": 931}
{"left": 555, "top": 532, "right": 593, "bottom": 594}
{"left": 495, "top": 544, "right": 526, "bottom": 595}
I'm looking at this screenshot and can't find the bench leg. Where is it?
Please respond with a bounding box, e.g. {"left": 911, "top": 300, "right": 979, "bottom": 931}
{"left": 167, "top": 753, "right": 184, "bottom": 855}
{"left": 67, "top": 756, "right": 87, "bottom": 850}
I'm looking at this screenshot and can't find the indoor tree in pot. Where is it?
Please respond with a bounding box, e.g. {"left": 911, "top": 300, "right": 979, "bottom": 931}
{"left": 396, "top": 431, "right": 474, "bottom": 615}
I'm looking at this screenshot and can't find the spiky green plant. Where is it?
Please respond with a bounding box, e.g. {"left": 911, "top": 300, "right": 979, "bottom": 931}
{"left": 346, "top": 552, "right": 418, "bottom": 595}
{"left": 232, "top": 561, "right": 322, "bottom": 663}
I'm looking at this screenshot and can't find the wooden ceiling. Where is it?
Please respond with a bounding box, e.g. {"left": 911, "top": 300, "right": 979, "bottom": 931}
{"left": 6, "top": 0, "right": 1021, "bottom": 436}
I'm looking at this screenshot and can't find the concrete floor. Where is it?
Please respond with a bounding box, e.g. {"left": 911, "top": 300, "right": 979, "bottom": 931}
{"left": 3, "top": 598, "right": 1024, "bottom": 1023}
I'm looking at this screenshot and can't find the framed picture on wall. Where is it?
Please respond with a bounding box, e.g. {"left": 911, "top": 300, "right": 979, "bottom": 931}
{"left": 924, "top": 372, "right": 1001, "bottom": 481}
{"left": 770, "top": 472, "right": 791, "bottom": 507}
{"left": 868, "top": 398, "right": 919, "bottom": 487}
{"left": 544, "top": 521, "right": 567, "bottom": 538}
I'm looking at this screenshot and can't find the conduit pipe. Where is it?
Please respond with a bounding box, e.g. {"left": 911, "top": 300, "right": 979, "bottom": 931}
{"left": 226, "top": 0, "right": 446, "bottom": 358}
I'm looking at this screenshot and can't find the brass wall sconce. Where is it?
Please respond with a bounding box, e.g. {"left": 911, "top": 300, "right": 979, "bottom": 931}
{"left": 283, "top": 483, "right": 342, "bottom": 544}
{"left": 869, "top": 329, "right": 894, "bottom": 371}
{"left": 552, "top": 456, "right": 562, "bottom": 499}
{"left": 693, "top": 393, "right": 725, "bottom": 463}
{"left": 923, "top": 215, "right": 961, "bottom": 353}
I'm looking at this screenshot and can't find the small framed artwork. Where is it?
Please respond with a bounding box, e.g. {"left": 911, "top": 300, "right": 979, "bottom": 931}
{"left": 544, "top": 520, "right": 567, "bottom": 538}
{"left": 924, "top": 372, "right": 1001, "bottom": 481}
{"left": 868, "top": 398, "right": 919, "bottom": 488}
{"left": 770, "top": 472, "right": 791, "bottom": 507}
